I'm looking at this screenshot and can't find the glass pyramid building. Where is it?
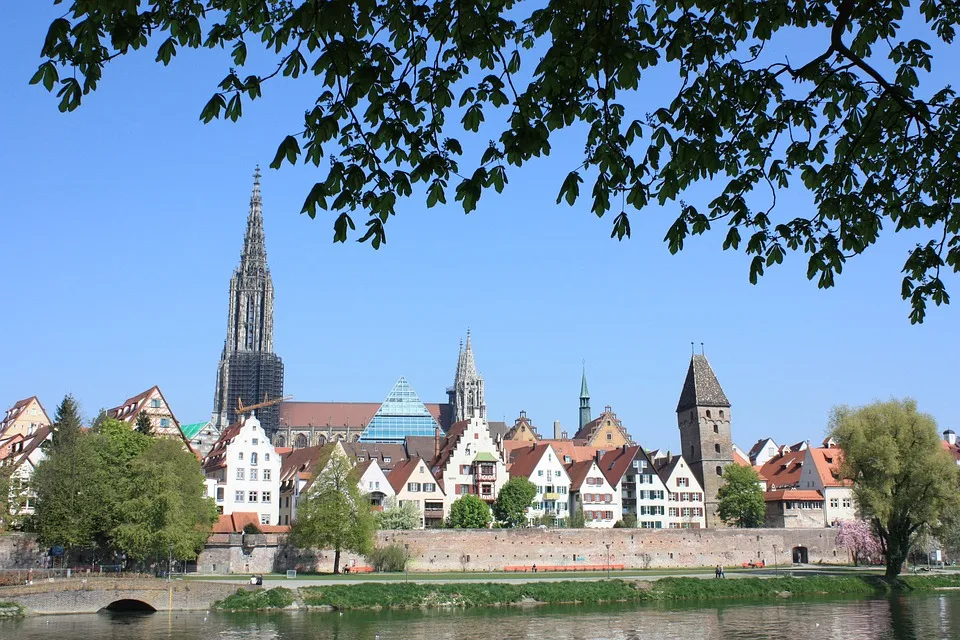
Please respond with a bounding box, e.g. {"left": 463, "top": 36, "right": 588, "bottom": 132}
{"left": 358, "top": 377, "right": 441, "bottom": 443}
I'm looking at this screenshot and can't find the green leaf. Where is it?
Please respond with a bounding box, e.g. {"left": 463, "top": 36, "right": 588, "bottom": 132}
{"left": 270, "top": 135, "right": 301, "bottom": 169}
{"left": 556, "top": 171, "right": 582, "bottom": 206}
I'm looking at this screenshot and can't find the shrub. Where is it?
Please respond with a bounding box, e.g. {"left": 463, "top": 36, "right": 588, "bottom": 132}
{"left": 215, "top": 587, "right": 294, "bottom": 611}
{"left": 242, "top": 523, "right": 263, "bottom": 534}
{"left": 367, "top": 543, "right": 409, "bottom": 572}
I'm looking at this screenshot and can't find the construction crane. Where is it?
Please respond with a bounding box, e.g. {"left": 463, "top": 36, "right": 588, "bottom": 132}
{"left": 237, "top": 393, "right": 293, "bottom": 416}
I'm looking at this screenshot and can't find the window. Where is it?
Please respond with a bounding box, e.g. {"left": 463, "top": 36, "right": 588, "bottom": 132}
{"left": 460, "top": 464, "right": 471, "bottom": 475}
{"left": 714, "top": 425, "right": 719, "bottom": 433}
{"left": 252, "top": 438, "right": 259, "bottom": 446}
{"left": 714, "top": 443, "right": 721, "bottom": 453}
{"left": 676, "top": 477, "right": 689, "bottom": 487}
{"left": 260, "top": 514, "right": 270, "bottom": 525}
{"left": 238, "top": 452, "right": 244, "bottom": 461}
{"left": 843, "top": 498, "right": 852, "bottom": 508}
{"left": 830, "top": 498, "right": 839, "bottom": 508}
{"left": 251, "top": 452, "right": 258, "bottom": 466}
{"left": 706, "top": 410, "right": 712, "bottom": 419}
{"left": 216, "top": 487, "right": 224, "bottom": 502}
{"left": 250, "top": 469, "right": 258, "bottom": 481}
{"left": 235, "top": 491, "right": 245, "bottom": 502}
{"left": 249, "top": 491, "right": 259, "bottom": 502}
{"left": 690, "top": 445, "right": 695, "bottom": 457}
{"left": 720, "top": 410, "right": 725, "bottom": 418}
{"left": 716, "top": 465, "right": 723, "bottom": 475}
{"left": 263, "top": 469, "right": 271, "bottom": 481}
{"left": 383, "top": 457, "right": 391, "bottom": 463}
{"left": 538, "top": 470, "right": 544, "bottom": 476}
{"left": 150, "top": 399, "right": 161, "bottom": 408}
{"left": 474, "top": 433, "right": 479, "bottom": 439}
{"left": 408, "top": 482, "right": 421, "bottom": 492}
{"left": 423, "top": 483, "right": 436, "bottom": 492}
{"left": 265, "top": 453, "right": 270, "bottom": 461}
{"left": 262, "top": 492, "right": 271, "bottom": 503}
{"left": 555, "top": 470, "right": 561, "bottom": 477}
{"left": 607, "top": 432, "right": 612, "bottom": 441}
{"left": 236, "top": 468, "right": 245, "bottom": 480}
{"left": 160, "top": 418, "right": 170, "bottom": 427}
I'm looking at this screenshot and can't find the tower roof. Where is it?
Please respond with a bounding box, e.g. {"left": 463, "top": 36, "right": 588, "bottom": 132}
{"left": 241, "top": 165, "right": 267, "bottom": 266}
{"left": 455, "top": 329, "right": 480, "bottom": 382}
{"left": 676, "top": 354, "right": 730, "bottom": 412}
{"left": 580, "top": 364, "right": 590, "bottom": 399}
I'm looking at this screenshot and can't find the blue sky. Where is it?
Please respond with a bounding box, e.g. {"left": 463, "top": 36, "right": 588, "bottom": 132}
{"left": 1, "top": 6, "right": 956, "bottom": 453}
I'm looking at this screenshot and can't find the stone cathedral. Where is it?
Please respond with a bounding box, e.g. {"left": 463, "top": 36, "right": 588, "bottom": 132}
{"left": 212, "top": 167, "right": 285, "bottom": 435}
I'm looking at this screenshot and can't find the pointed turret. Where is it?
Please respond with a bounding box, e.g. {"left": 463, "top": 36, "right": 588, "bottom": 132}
{"left": 578, "top": 363, "right": 592, "bottom": 431}
{"left": 241, "top": 166, "right": 267, "bottom": 269}
{"left": 450, "top": 329, "right": 485, "bottom": 422}
{"left": 676, "top": 354, "right": 730, "bottom": 413}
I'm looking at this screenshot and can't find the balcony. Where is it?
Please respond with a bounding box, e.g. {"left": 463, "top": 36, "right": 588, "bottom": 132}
{"left": 474, "top": 467, "right": 497, "bottom": 481}
{"left": 424, "top": 507, "right": 445, "bottom": 518}
{"left": 544, "top": 492, "right": 561, "bottom": 501}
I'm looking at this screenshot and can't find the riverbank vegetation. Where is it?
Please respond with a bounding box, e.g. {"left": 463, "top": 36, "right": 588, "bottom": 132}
{"left": 294, "top": 574, "right": 960, "bottom": 610}
{"left": 215, "top": 587, "right": 295, "bottom": 611}
{"left": 0, "top": 602, "right": 25, "bottom": 617}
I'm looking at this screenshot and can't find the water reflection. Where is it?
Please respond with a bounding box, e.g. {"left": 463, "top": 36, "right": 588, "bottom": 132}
{"left": 2, "top": 593, "right": 960, "bottom": 639}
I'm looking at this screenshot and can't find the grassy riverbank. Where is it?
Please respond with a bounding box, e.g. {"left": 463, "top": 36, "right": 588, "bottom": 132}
{"left": 214, "top": 587, "right": 296, "bottom": 611}
{"left": 0, "top": 602, "right": 25, "bottom": 617}
{"left": 212, "top": 574, "right": 960, "bottom": 612}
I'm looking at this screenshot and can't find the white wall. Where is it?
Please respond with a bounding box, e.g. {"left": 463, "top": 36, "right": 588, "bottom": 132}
{"left": 208, "top": 416, "right": 281, "bottom": 526}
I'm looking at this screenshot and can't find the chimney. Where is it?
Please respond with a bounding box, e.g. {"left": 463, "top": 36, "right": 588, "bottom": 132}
{"left": 554, "top": 420, "right": 562, "bottom": 439}
{"left": 945, "top": 430, "right": 957, "bottom": 446}
{"left": 434, "top": 427, "right": 440, "bottom": 460}
{"left": 595, "top": 450, "right": 602, "bottom": 464}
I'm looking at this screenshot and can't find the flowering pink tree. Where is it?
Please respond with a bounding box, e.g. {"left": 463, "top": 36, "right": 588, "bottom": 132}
{"left": 836, "top": 520, "right": 883, "bottom": 566}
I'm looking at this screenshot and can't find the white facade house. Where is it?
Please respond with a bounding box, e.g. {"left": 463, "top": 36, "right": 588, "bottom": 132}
{"left": 568, "top": 459, "right": 622, "bottom": 528}
{"left": 747, "top": 438, "right": 780, "bottom": 466}
{"left": 202, "top": 415, "right": 282, "bottom": 526}
{"left": 431, "top": 417, "right": 507, "bottom": 505}
{"left": 508, "top": 443, "right": 571, "bottom": 524}
{"left": 0, "top": 425, "right": 51, "bottom": 516}
{"left": 388, "top": 457, "right": 448, "bottom": 527}
{"left": 357, "top": 459, "right": 395, "bottom": 508}
{"left": 656, "top": 455, "right": 707, "bottom": 529}
{"left": 799, "top": 446, "right": 855, "bottom": 526}
{"left": 600, "top": 445, "right": 670, "bottom": 529}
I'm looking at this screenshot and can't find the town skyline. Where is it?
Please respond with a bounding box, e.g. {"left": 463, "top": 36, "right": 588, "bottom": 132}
{"left": 1, "top": 6, "right": 957, "bottom": 453}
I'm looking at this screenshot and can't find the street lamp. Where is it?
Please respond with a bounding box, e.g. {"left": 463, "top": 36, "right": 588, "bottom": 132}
{"left": 773, "top": 545, "right": 779, "bottom": 576}
{"left": 404, "top": 543, "right": 410, "bottom": 583}
{"left": 605, "top": 543, "right": 611, "bottom": 580}
{"left": 167, "top": 543, "right": 174, "bottom": 582}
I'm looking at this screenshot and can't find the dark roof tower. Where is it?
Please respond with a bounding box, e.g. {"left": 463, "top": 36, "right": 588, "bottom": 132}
{"left": 579, "top": 363, "right": 592, "bottom": 431}
{"left": 676, "top": 355, "right": 730, "bottom": 413}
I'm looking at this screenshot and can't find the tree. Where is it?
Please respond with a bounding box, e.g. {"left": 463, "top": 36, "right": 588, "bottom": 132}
{"left": 716, "top": 464, "right": 766, "bottom": 528}
{"left": 448, "top": 495, "right": 491, "bottom": 529}
{"left": 50, "top": 394, "right": 82, "bottom": 451}
{"left": 290, "top": 454, "right": 375, "bottom": 574}
{"left": 112, "top": 438, "right": 218, "bottom": 567}
{"left": 836, "top": 519, "right": 883, "bottom": 566}
{"left": 831, "top": 399, "right": 960, "bottom": 577}
{"left": 492, "top": 477, "right": 537, "bottom": 527}
{"left": 134, "top": 411, "right": 153, "bottom": 436}
{"left": 376, "top": 497, "right": 422, "bottom": 530}
{"left": 33, "top": 3, "right": 960, "bottom": 322}
{"left": 569, "top": 506, "right": 586, "bottom": 529}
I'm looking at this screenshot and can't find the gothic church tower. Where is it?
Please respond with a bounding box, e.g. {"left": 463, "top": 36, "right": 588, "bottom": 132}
{"left": 447, "top": 330, "right": 485, "bottom": 423}
{"left": 212, "top": 168, "right": 284, "bottom": 435}
{"left": 676, "top": 353, "right": 733, "bottom": 528}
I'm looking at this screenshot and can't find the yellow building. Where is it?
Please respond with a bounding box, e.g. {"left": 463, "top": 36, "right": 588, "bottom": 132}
{"left": 0, "top": 396, "right": 52, "bottom": 437}
{"left": 572, "top": 405, "right": 633, "bottom": 449}
{"left": 503, "top": 410, "right": 540, "bottom": 443}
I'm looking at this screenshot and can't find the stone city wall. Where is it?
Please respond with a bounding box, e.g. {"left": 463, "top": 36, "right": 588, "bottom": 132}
{"left": 0, "top": 533, "right": 44, "bottom": 569}
{"left": 198, "top": 528, "right": 847, "bottom": 574}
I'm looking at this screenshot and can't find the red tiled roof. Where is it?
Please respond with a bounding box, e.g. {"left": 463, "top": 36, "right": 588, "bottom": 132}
{"left": 279, "top": 401, "right": 451, "bottom": 431}
{"left": 764, "top": 489, "right": 824, "bottom": 502}
{"left": 507, "top": 443, "right": 552, "bottom": 479}
{"left": 598, "top": 445, "right": 643, "bottom": 487}
{"left": 279, "top": 444, "right": 337, "bottom": 486}
{"left": 202, "top": 419, "right": 244, "bottom": 473}
{"left": 942, "top": 440, "right": 960, "bottom": 463}
{"left": 755, "top": 450, "right": 806, "bottom": 489}
{"left": 387, "top": 457, "right": 425, "bottom": 494}
{"left": 341, "top": 442, "right": 409, "bottom": 472}
{"left": 504, "top": 439, "right": 598, "bottom": 464}
{"left": 211, "top": 512, "right": 289, "bottom": 534}
{"left": 1, "top": 425, "right": 51, "bottom": 469}
{"left": 1, "top": 396, "right": 51, "bottom": 434}
{"left": 566, "top": 460, "right": 596, "bottom": 491}
{"left": 807, "top": 447, "right": 851, "bottom": 487}
{"left": 733, "top": 450, "right": 751, "bottom": 466}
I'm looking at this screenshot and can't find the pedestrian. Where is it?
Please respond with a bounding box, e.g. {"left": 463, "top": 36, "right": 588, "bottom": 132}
{"left": 719, "top": 565, "right": 725, "bottom": 578}
{"left": 715, "top": 565, "right": 720, "bottom": 578}
{"left": 532, "top": 563, "right": 537, "bottom": 573}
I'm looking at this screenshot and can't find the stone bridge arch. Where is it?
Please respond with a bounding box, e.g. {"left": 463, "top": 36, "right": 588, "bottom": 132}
{"left": 0, "top": 578, "right": 243, "bottom": 615}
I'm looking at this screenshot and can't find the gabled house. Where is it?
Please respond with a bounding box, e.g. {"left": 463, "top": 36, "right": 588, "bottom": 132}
{"left": 107, "top": 386, "right": 190, "bottom": 445}
{"left": 0, "top": 397, "right": 52, "bottom": 438}
{"left": 655, "top": 455, "right": 706, "bottom": 529}
{"left": 202, "top": 414, "right": 282, "bottom": 526}
{"left": 747, "top": 438, "right": 779, "bottom": 466}
{"left": 567, "top": 456, "right": 621, "bottom": 528}
{"left": 755, "top": 449, "right": 825, "bottom": 528}
{"left": 799, "top": 445, "right": 854, "bottom": 526}
{"left": 503, "top": 411, "right": 540, "bottom": 443}
{"left": 180, "top": 420, "right": 220, "bottom": 458}
{"left": 430, "top": 417, "right": 506, "bottom": 504}
{"left": 572, "top": 405, "right": 633, "bottom": 449}
{"left": 507, "top": 443, "right": 571, "bottom": 525}
{"left": 277, "top": 442, "right": 342, "bottom": 526}
{"left": 0, "top": 425, "right": 51, "bottom": 517}
{"left": 388, "top": 457, "right": 447, "bottom": 527}
{"left": 942, "top": 431, "right": 960, "bottom": 466}
{"left": 599, "top": 444, "right": 668, "bottom": 528}
{"left": 356, "top": 459, "right": 394, "bottom": 508}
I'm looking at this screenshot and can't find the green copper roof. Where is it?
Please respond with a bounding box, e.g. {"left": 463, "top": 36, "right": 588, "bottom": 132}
{"left": 180, "top": 422, "right": 210, "bottom": 440}
{"left": 473, "top": 452, "right": 498, "bottom": 462}
{"left": 580, "top": 366, "right": 590, "bottom": 398}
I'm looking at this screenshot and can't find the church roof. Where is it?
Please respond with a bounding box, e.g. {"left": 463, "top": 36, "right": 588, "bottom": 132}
{"left": 279, "top": 401, "right": 451, "bottom": 432}
{"left": 676, "top": 354, "right": 730, "bottom": 412}
{"left": 580, "top": 366, "right": 590, "bottom": 398}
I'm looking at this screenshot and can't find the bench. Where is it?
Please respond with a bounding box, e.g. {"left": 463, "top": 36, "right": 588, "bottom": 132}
{"left": 344, "top": 565, "right": 374, "bottom": 573}
{"left": 741, "top": 560, "right": 765, "bottom": 569}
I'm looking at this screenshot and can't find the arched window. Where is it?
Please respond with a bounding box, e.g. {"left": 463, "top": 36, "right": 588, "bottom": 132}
{"left": 294, "top": 434, "right": 307, "bottom": 449}
{"left": 719, "top": 410, "right": 725, "bottom": 419}
{"left": 706, "top": 410, "right": 712, "bottom": 419}
{"left": 713, "top": 425, "right": 719, "bottom": 434}
{"left": 317, "top": 435, "right": 327, "bottom": 446}
{"left": 714, "top": 443, "right": 721, "bottom": 454}
{"left": 251, "top": 452, "right": 258, "bottom": 466}
{"left": 716, "top": 466, "right": 723, "bottom": 476}
{"left": 275, "top": 435, "right": 286, "bottom": 448}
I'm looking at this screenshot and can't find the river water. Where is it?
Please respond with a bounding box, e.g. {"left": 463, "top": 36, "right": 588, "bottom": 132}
{"left": 3, "top": 593, "right": 960, "bottom": 639}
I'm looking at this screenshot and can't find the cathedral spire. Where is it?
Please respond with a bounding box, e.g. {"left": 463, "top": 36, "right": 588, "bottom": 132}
{"left": 242, "top": 165, "right": 267, "bottom": 265}
{"left": 450, "top": 329, "right": 485, "bottom": 422}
